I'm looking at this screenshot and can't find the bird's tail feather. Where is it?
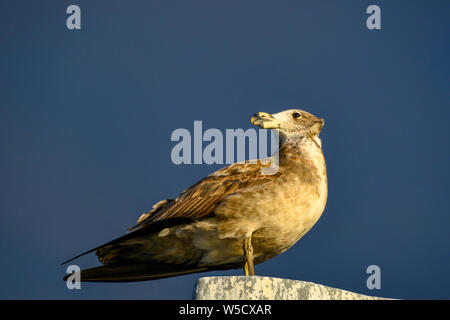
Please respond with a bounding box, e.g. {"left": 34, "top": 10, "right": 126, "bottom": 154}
{"left": 63, "top": 262, "right": 215, "bottom": 282}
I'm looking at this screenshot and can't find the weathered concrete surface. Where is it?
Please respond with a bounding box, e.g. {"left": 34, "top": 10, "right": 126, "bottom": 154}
{"left": 194, "top": 276, "right": 392, "bottom": 300}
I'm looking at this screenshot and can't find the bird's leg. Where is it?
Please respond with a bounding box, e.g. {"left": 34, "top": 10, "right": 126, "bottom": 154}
{"left": 243, "top": 260, "right": 249, "bottom": 276}
{"left": 243, "top": 235, "right": 255, "bottom": 276}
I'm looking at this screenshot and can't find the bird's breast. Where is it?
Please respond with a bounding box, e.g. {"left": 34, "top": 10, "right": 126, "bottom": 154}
{"left": 250, "top": 142, "right": 328, "bottom": 258}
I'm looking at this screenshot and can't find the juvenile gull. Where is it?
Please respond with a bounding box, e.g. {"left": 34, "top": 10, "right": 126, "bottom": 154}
{"left": 63, "top": 109, "right": 327, "bottom": 282}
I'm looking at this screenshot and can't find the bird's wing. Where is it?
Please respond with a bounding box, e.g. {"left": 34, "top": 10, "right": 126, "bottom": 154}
{"left": 129, "top": 159, "right": 280, "bottom": 231}
{"left": 61, "top": 159, "right": 280, "bottom": 265}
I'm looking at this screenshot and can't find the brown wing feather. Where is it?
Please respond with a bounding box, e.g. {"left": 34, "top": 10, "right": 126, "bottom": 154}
{"left": 62, "top": 158, "right": 282, "bottom": 266}
{"left": 129, "top": 159, "right": 280, "bottom": 231}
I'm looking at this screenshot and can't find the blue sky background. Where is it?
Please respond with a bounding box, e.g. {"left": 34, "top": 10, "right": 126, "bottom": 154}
{"left": 0, "top": 0, "right": 449, "bottom": 299}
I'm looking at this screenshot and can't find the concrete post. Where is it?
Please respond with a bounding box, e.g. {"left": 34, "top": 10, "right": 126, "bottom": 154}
{"left": 194, "top": 276, "right": 392, "bottom": 300}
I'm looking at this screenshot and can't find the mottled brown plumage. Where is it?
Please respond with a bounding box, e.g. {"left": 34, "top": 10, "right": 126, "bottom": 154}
{"left": 63, "top": 109, "right": 328, "bottom": 282}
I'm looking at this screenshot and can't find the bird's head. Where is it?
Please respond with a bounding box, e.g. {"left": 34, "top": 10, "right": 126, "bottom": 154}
{"left": 251, "top": 109, "right": 324, "bottom": 141}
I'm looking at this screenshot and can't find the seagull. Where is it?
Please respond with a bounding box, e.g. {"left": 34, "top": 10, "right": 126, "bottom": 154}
{"left": 63, "top": 109, "right": 328, "bottom": 282}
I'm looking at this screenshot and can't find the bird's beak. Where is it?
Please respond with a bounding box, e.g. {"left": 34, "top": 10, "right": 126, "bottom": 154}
{"left": 251, "top": 112, "right": 281, "bottom": 129}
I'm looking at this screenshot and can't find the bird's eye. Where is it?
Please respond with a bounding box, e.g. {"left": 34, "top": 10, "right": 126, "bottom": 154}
{"left": 293, "top": 112, "right": 301, "bottom": 119}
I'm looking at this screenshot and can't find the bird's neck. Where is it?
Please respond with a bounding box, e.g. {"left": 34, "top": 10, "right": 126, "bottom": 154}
{"left": 260, "top": 134, "right": 324, "bottom": 176}
{"left": 280, "top": 135, "right": 322, "bottom": 153}
{"left": 278, "top": 135, "right": 326, "bottom": 184}
{"left": 276, "top": 135, "right": 324, "bottom": 169}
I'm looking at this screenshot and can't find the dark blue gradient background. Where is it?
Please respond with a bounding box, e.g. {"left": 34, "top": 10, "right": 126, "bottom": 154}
{"left": 0, "top": 1, "right": 449, "bottom": 299}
